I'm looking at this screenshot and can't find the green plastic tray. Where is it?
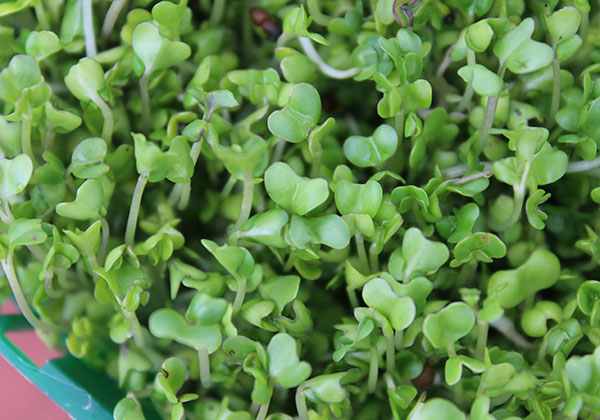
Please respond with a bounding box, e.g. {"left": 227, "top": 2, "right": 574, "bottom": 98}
{"left": 0, "top": 313, "right": 159, "bottom": 420}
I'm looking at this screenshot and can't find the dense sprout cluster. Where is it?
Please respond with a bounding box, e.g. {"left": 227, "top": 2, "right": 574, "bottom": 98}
{"left": 1, "top": 0, "right": 600, "bottom": 419}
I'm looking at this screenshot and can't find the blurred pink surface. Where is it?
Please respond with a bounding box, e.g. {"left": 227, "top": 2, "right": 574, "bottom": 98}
{"left": 0, "top": 302, "right": 68, "bottom": 420}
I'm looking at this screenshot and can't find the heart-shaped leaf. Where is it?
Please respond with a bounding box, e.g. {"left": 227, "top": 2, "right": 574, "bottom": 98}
{"left": 506, "top": 39, "right": 553, "bottom": 74}
{"left": 267, "top": 333, "right": 311, "bottom": 388}
{"left": 334, "top": 180, "right": 383, "bottom": 218}
{"left": 8, "top": 218, "right": 47, "bottom": 249}
{"left": 362, "top": 278, "right": 416, "bottom": 331}
{"left": 423, "top": 302, "right": 475, "bottom": 350}
{"left": 409, "top": 398, "right": 466, "bottom": 420}
{"left": 264, "top": 162, "right": 329, "bottom": 216}
{"left": 0, "top": 54, "right": 50, "bottom": 118}
{"left": 493, "top": 18, "right": 534, "bottom": 62}
{"left": 343, "top": 124, "right": 398, "bottom": 168}
{"left": 450, "top": 233, "right": 506, "bottom": 267}
{"left": 286, "top": 214, "right": 350, "bottom": 250}
{"left": 44, "top": 102, "right": 82, "bottom": 133}
{"left": 132, "top": 22, "right": 191, "bottom": 77}
{"left": 113, "top": 397, "right": 145, "bottom": 420}
{"left": 25, "top": 31, "right": 62, "bottom": 61}
{"left": 239, "top": 208, "right": 289, "bottom": 248}
{"left": 67, "top": 138, "right": 109, "bottom": 179}
{"left": 525, "top": 189, "right": 551, "bottom": 230}
{"left": 445, "top": 355, "right": 487, "bottom": 385}
{"left": 157, "top": 357, "right": 187, "bottom": 403}
{"left": 132, "top": 133, "right": 179, "bottom": 182}
{"left": 267, "top": 83, "right": 321, "bottom": 143}
{"left": 259, "top": 275, "right": 300, "bottom": 315}
{"left": 149, "top": 308, "right": 222, "bottom": 353}
{"left": 201, "top": 239, "right": 255, "bottom": 279}
{"left": 56, "top": 179, "right": 106, "bottom": 221}
{"left": 213, "top": 137, "right": 269, "bottom": 181}
{"left": 392, "top": 228, "right": 449, "bottom": 281}
{"left": 64, "top": 57, "right": 107, "bottom": 105}
{"left": 487, "top": 249, "right": 560, "bottom": 308}
{"left": 0, "top": 154, "right": 33, "bottom": 199}
{"left": 303, "top": 372, "right": 350, "bottom": 404}
{"left": 185, "top": 293, "right": 228, "bottom": 325}
{"left": 577, "top": 280, "right": 600, "bottom": 318}
{"left": 545, "top": 6, "right": 581, "bottom": 43}
{"left": 458, "top": 64, "right": 504, "bottom": 96}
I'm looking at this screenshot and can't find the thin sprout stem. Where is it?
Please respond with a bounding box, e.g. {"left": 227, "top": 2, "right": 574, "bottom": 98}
{"left": 452, "top": 168, "right": 494, "bottom": 185}
{"left": 82, "top": 0, "right": 97, "bottom": 57}
{"left": 177, "top": 182, "right": 192, "bottom": 210}
{"left": 436, "top": 47, "right": 452, "bottom": 79}
{"left": 44, "top": 127, "right": 55, "bottom": 152}
{"left": 220, "top": 175, "right": 237, "bottom": 199}
{"left": 395, "top": 110, "right": 404, "bottom": 143}
{"left": 197, "top": 348, "right": 212, "bottom": 389}
{"left": 567, "top": 157, "right": 600, "bottom": 173}
{"left": 580, "top": 11, "right": 589, "bottom": 47}
{"left": 21, "top": 113, "right": 35, "bottom": 164}
{"left": 139, "top": 73, "right": 151, "bottom": 135}
{"left": 549, "top": 56, "right": 561, "bottom": 127}
{"left": 490, "top": 316, "right": 535, "bottom": 349}
{"left": 347, "top": 287, "right": 359, "bottom": 308}
{"left": 367, "top": 346, "right": 379, "bottom": 393}
{"left": 295, "top": 385, "right": 309, "bottom": 420}
{"left": 306, "top": 0, "right": 331, "bottom": 26}
{"left": 2, "top": 199, "right": 15, "bottom": 224}
{"left": 174, "top": 140, "right": 204, "bottom": 210}
{"left": 34, "top": 1, "right": 50, "bottom": 30}
{"left": 99, "top": 217, "right": 110, "bottom": 264}
{"left": 272, "top": 139, "right": 286, "bottom": 163}
{"left": 91, "top": 94, "right": 114, "bottom": 144}
{"left": 168, "top": 183, "right": 183, "bottom": 207}
{"left": 43, "top": 271, "right": 61, "bottom": 298}
{"left": 209, "top": 0, "right": 226, "bottom": 26}
{"left": 101, "top": 0, "right": 127, "bottom": 42}
{"left": 123, "top": 309, "right": 145, "bottom": 347}
{"left": 456, "top": 49, "right": 476, "bottom": 112}
{"left": 190, "top": 139, "right": 204, "bottom": 164}
{"left": 233, "top": 174, "right": 254, "bottom": 231}
{"left": 310, "top": 147, "right": 322, "bottom": 178}
{"left": 125, "top": 173, "right": 148, "bottom": 245}
{"left": 386, "top": 334, "right": 396, "bottom": 375}
{"left": 443, "top": 162, "right": 494, "bottom": 179}
{"left": 476, "top": 64, "right": 506, "bottom": 156}
{"left": 283, "top": 253, "right": 296, "bottom": 272}
{"left": 27, "top": 245, "right": 47, "bottom": 262}
{"left": 476, "top": 318, "right": 488, "bottom": 360}
{"left": 369, "top": 245, "right": 379, "bottom": 273}
{"left": 2, "top": 251, "right": 61, "bottom": 333}
{"left": 446, "top": 341, "right": 457, "bottom": 358}
{"left": 256, "top": 396, "right": 271, "bottom": 420}
{"left": 232, "top": 274, "right": 247, "bottom": 315}
{"left": 489, "top": 162, "right": 530, "bottom": 232}
{"left": 298, "top": 37, "right": 359, "bottom": 79}
{"left": 476, "top": 94, "right": 499, "bottom": 155}
{"left": 355, "top": 233, "right": 370, "bottom": 274}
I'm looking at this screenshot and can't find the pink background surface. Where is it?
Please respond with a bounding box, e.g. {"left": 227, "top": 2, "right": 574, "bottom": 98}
{"left": 0, "top": 302, "right": 68, "bottom": 420}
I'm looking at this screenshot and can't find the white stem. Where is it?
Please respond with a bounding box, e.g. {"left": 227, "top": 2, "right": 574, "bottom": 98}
{"left": 101, "top": 0, "right": 127, "bottom": 41}
{"left": 82, "top": 0, "right": 97, "bottom": 57}
{"left": 298, "top": 37, "right": 359, "bottom": 79}
{"left": 567, "top": 157, "right": 600, "bottom": 173}
{"left": 442, "top": 162, "right": 493, "bottom": 179}
{"left": 490, "top": 316, "right": 535, "bottom": 349}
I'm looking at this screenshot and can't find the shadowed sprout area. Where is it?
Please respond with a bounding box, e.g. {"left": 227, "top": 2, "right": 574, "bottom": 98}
{"left": 1, "top": 0, "right": 600, "bottom": 419}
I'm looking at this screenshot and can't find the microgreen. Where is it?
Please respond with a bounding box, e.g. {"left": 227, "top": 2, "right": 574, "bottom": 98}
{"left": 1, "top": 2, "right": 599, "bottom": 420}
